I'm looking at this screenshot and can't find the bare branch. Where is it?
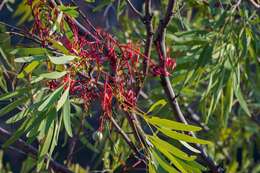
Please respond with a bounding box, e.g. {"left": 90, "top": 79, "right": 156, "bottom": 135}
{"left": 126, "top": 0, "right": 144, "bottom": 20}
{"left": 249, "top": 0, "right": 260, "bottom": 8}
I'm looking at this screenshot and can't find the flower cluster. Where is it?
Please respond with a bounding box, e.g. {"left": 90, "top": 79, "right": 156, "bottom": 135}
{"left": 29, "top": 1, "right": 176, "bottom": 131}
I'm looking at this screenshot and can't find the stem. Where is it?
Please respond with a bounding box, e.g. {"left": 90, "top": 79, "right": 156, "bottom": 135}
{"left": 109, "top": 116, "right": 145, "bottom": 161}
{"left": 126, "top": 0, "right": 144, "bottom": 19}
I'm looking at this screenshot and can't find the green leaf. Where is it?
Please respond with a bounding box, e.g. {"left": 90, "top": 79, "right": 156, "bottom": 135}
{"left": 148, "top": 159, "right": 157, "bottom": 173}
{"left": 62, "top": 98, "right": 72, "bottom": 137}
{"left": 38, "top": 85, "right": 64, "bottom": 112}
{"left": 148, "top": 135, "right": 196, "bottom": 161}
{"left": 3, "top": 109, "right": 48, "bottom": 148}
{"left": 11, "top": 48, "right": 47, "bottom": 56}
{"left": 18, "top": 61, "right": 39, "bottom": 78}
{"left": 197, "top": 45, "right": 213, "bottom": 68}
{"left": 48, "top": 55, "right": 75, "bottom": 64}
{"left": 0, "top": 88, "right": 29, "bottom": 101}
{"left": 145, "top": 116, "right": 201, "bottom": 131}
{"left": 174, "top": 157, "right": 202, "bottom": 173}
{"left": 6, "top": 108, "right": 29, "bottom": 124}
{"left": 157, "top": 148, "right": 187, "bottom": 173}
{"left": 158, "top": 127, "right": 212, "bottom": 145}
{"left": 14, "top": 55, "right": 46, "bottom": 63}
{"left": 147, "top": 99, "right": 167, "bottom": 114}
{"left": 179, "top": 141, "right": 201, "bottom": 153}
{"left": 152, "top": 150, "right": 179, "bottom": 173}
{"left": 37, "top": 122, "right": 55, "bottom": 171}
{"left": 0, "top": 96, "right": 28, "bottom": 117}
{"left": 235, "top": 88, "right": 251, "bottom": 116}
{"left": 40, "top": 71, "right": 67, "bottom": 79}
{"left": 58, "top": 5, "right": 79, "bottom": 18}
{"left": 57, "top": 85, "right": 70, "bottom": 111}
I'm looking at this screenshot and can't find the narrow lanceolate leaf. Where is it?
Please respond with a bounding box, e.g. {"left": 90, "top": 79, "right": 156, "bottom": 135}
{"left": 18, "top": 61, "right": 40, "bottom": 78}
{"left": 152, "top": 150, "right": 179, "bottom": 173}
{"left": 3, "top": 109, "right": 47, "bottom": 148}
{"left": 147, "top": 99, "right": 167, "bottom": 114}
{"left": 174, "top": 157, "right": 202, "bottom": 173}
{"left": 0, "top": 88, "right": 29, "bottom": 101}
{"left": 156, "top": 147, "right": 187, "bottom": 173}
{"left": 11, "top": 48, "right": 47, "bottom": 56}
{"left": 145, "top": 116, "right": 202, "bottom": 132}
{"left": 14, "top": 55, "right": 46, "bottom": 63}
{"left": 6, "top": 108, "right": 30, "bottom": 124}
{"left": 49, "top": 55, "right": 75, "bottom": 64}
{"left": 38, "top": 85, "right": 64, "bottom": 112}
{"left": 57, "top": 85, "right": 70, "bottom": 111}
{"left": 62, "top": 98, "right": 72, "bottom": 137}
{"left": 180, "top": 141, "right": 201, "bottom": 153}
{"left": 37, "top": 122, "right": 55, "bottom": 171}
{"left": 235, "top": 88, "right": 251, "bottom": 116}
{"left": 148, "top": 135, "right": 196, "bottom": 161}
{"left": 158, "top": 127, "right": 212, "bottom": 145}
{"left": 148, "top": 160, "right": 157, "bottom": 173}
{"left": 40, "top": 71, "right": 67, "bottom": 79}
{"left": 0, "top": 96, "right": 28, "bottom": 117}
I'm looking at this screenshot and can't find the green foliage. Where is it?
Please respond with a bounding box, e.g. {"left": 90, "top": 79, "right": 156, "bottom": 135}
{"left": 0, "top": 0, "right": 259, "bottom": 173}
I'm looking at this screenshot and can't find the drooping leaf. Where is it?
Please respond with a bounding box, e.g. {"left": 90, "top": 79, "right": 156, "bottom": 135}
{"left": 0, "top": 96, "right": 28, "bottom": 117}
{"left": 58, "top": 5, "right": 79, "bottom": 18}
{"left": 40, "top": 71, "right": 67, "bottom": 79}
{"left": 147, "top": 99, "right": 167, "bottom": 114}
{"left": 0, "top": 88, "right": 29, "bottom": 101}
{"left": 48, "top": 55, "right": 75, "bottom": 64}
{"left": 14, "top": 55, "right": 46, "bottom": 63}
{"left": 62, "top": 98, "right": 72, "bottom": 137}
{"left": 235, "top": 87, "right": 251, "bottom": 117}
{"left": 148, "top": 135, "right": 196, "bottom": 161}
{"left": 151, "top": 149, "right": 179, "bottom": 173}
{"left": 38, "top": 85, "right": 64, "bottom": 111}
{"left": 145, "top": 116, "right": 202, "bottom": 132}
{"left": 158, "top": 127, "right": 212, "bottom": 145}
{"left": 57, "top": 85, "right": 70, "bottom": 111}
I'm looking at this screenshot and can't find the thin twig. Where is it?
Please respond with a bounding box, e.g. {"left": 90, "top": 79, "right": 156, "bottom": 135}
{"left": 126, "top": 0, "right": 144, "bottom": 20}
{"left": 109, "top": 116, "right": 145, "bottom": 161}
{"left": 249, "top": 0, "right": 260, "bottom": 8}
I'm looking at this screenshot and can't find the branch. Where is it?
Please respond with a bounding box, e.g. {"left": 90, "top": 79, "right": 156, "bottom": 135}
{"left": 0, "top": 127, "right": 72, "bottom": 173}
{"left": 249, "top": 0, "right": 260, "bottom": 8}
{"left": 126, "top": 0, "right": 144, "bottom": 20}
{"left": 109, "top": 116, "right": 145, "bottom": 161}
{"left": 142, "top": 0, "right": 153, "bottom": 82}
{"left": 154, "top": 0, "right": 221, "bottom": 172}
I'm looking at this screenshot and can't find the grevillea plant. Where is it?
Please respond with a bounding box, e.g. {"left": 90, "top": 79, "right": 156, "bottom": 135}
{"left": 0, "top": 0, "right": 239, "bottom": 173}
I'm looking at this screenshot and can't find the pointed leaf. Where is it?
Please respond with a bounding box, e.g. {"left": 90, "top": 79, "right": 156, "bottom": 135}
{"left": 49, "top": 55, "right": 75, "bottom": 64}
{"left": 38, "top": 85, "right": 64, "bottom": 111}
{"left": 145, "top": 116, "right": 202, "bottom": 131}
{"left": 57, "top": 85, "right": 70, "bottom": 111}
{"left": 40, "top": 71, "right": 67, "bottom": 79}
{"left": 14, "top": 55, "right": 46, "bottom": 63}
{"left": 0, "top": 96, "right": 28, "bottom": 117}
{"left": 62, "top": 99, "right": 72, "bottom": 137}
{"left": 147, "top": 99, "right": 167, "bottom": 114}
{"left": 235, "top": 88, "right": 251, "bottom": 116}
{"left": 158, "top": 127, "right": 212, "bottom": 145}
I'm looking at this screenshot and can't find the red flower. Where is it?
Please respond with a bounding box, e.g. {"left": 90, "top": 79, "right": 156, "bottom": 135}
{"left": 101, "top": 81, "right": 113, "bottom": 117}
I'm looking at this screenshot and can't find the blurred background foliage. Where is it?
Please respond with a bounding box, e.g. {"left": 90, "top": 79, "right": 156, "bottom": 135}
{"left": 0, "top": 0, "right": 259, "bottom": 173}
